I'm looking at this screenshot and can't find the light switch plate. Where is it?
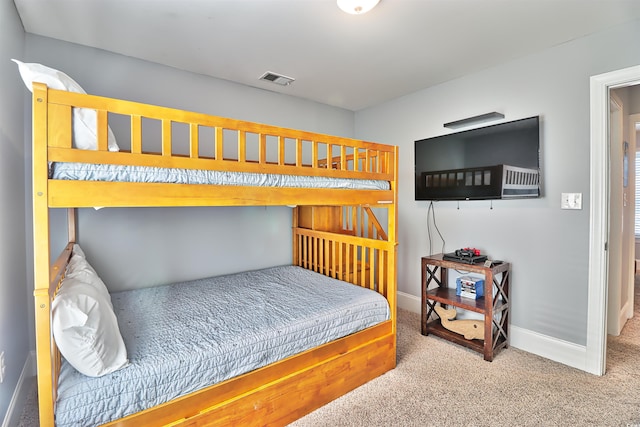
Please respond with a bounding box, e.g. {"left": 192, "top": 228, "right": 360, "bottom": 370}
{"left": 561, "top": 193, "right": 582, "bottom": 210}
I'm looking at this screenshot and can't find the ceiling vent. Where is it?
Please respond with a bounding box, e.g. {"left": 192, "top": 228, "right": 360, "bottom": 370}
{"left": 259, "top": 71, "right": 295, "bottom": 86}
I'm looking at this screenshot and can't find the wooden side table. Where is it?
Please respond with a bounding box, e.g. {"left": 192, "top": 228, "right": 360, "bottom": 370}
{"left": 421, "top": 253, "right": 511, "bottom": 361}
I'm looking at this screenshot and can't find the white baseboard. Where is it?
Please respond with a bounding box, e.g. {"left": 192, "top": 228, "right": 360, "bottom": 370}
{"left": 2, "top": 351, "right": 36, "bottom": 427}
{"left": 397, "top": 291, "right": 421, "bottom": 314}
{"left": 621, "top": 298, "right": 633, "bottom": 327}
{"left": 397, "top": 291, "right": 590, "bottom": 373}
{"left": 509, "top": 325, "right": 588, "bottom": 371}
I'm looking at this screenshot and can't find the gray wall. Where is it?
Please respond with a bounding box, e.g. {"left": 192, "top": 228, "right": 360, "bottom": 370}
{"left": 355, "top": 19, "right": 640, "bottom": 346}
{"left": 631, "top": 86, "right": 640, "bottom": 114}
{"left": 0, "top": 0, "right": 28, "bottom": 421}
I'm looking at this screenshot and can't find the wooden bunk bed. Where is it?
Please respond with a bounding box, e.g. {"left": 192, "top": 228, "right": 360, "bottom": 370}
{"left": 30, "top": 82, "right": 398, "bottom": 426}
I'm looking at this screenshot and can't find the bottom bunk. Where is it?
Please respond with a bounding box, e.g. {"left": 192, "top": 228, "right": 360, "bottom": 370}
{"left": 55, "top": 251, "right": 390, "bottom": 426}
{"left": 36, "top": 211, "right": 397, "bottom": 427}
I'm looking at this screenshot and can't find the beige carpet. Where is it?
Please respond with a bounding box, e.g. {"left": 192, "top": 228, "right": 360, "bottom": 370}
{"left": 292, "top": 292, "right": 640, "bottom": 426}
{"left": 18, "top": 284, "right": 640, "bottom": 426}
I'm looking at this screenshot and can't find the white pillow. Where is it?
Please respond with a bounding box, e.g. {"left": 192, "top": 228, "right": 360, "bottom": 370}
{"left": 53, "top": 255, "right": 128, "bottom": 377}
{"left": 71, "top": 243, "right": 86, "bottom": 259}
{"left": 66, "top": 245, "right": 113, "bottom": 309}
{"left": 12, "top": 59, "right": 119, "bottom": 152}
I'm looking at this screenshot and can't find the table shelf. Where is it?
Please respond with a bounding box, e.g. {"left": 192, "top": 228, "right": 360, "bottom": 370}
{"left": 421, "top": 254, "right": 511, "bottom": 361}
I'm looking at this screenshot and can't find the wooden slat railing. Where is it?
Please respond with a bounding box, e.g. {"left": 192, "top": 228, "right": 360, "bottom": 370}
{"left": 38, "top": 86, "right": 395, "bottom": 182}
{"left": 293, "top": 228, "right": 393, "bottom": 297}
{"left": 339, "top": 206, "right": 388, "bottom": 241}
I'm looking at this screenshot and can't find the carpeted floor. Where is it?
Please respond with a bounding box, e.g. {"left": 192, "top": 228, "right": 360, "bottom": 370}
{"left": 292, "top": 309, "right": 640, "bottom": 427}
{"left": 17, "top": 282, "right": 640, "bottom": 426}
{"left": 292, "top": 279, "right": 640, "bottom": 427}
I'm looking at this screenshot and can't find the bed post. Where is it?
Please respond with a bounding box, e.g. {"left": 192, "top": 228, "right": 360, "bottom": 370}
{"left": 292, "top": 206, "right": 299, "bottom": 264}
{"left": 388, "top": 145, "right": 399, "bottom": 335}
{"left": 68, "top": 208, "right": 76, "bottom": 243}
{"left": 32, "top": 83, "right": 56, "bottom": 427}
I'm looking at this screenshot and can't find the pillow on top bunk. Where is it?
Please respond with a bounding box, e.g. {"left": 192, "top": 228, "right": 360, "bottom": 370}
{"left": 11, "top": 59, "right": 120, "bottom": 152}
{"left": 52, "top": 245, "right": 128, "bottom": 377}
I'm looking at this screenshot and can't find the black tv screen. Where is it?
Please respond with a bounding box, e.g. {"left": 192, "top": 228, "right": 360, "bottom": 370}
{"left": 414, "top": 116, "right": 541, "bottom": 201}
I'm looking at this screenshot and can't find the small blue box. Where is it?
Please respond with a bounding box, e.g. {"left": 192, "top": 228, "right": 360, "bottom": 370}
{"left": 456, "top": 275, "right": 485, "bottom": 299}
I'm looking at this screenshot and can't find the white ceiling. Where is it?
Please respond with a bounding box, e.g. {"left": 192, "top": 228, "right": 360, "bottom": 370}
{"left": 14, "top": 0, "right": 640, "bottom": 111}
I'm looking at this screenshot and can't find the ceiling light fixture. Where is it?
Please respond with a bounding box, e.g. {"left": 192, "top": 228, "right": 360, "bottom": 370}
{"left": 337, "top": 0, "right": 380, "bottom": 15}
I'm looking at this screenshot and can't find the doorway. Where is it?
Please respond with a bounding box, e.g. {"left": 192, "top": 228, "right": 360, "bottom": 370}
{"left": 588, "top": 64, "right": 640, "bottom": 376}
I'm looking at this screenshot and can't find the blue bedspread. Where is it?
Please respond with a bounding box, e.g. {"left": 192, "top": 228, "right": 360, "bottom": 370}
{"left": 55, "top": 265, "right": 390, "bottom": 426}
{"left": 51, "top": 162, "right": 390, "bottom": 190}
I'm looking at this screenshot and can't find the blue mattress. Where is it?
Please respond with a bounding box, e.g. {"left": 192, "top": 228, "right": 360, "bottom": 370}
{"left": 50, "top": 162, "right": 391, "bottom": 190}
{"left": 55, "top": 265, "right": 390, "bottom": 426}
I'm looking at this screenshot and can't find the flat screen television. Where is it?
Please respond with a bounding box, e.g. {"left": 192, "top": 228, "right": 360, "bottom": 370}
{"left": 414, "top": 116, "right": 541, "bottom": 201}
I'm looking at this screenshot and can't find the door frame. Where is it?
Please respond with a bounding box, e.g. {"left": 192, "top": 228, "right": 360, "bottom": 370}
{"left": 628, "top": 113, "right": 640, "bottom": 320}
{"left": 588, "top": 64, "right": 640, "bottom": 375}
{"left": 607, "top": 92, "right": 623, "bottom": 336}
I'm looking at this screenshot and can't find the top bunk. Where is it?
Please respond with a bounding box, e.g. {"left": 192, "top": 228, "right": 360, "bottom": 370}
{"left": 31, "top": 83, "right": 398, "bottom": 209}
